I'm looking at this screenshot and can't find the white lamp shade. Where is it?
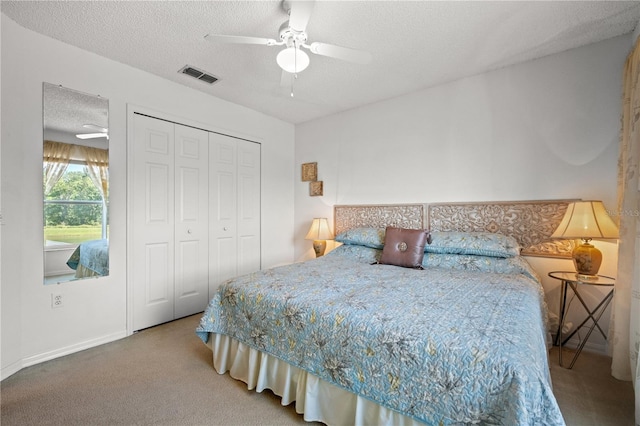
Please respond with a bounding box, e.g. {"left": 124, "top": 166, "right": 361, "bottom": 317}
{"left": 305, "top": 218, "right": 334, "bottom": 240}
{"left": 551, "top": 201, "right": 619, "bottom": 239}
{"left": 277, "top": 47, "right": 310, "bottom": 73}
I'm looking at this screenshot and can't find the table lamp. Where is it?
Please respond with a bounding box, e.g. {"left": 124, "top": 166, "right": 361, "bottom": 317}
{"left": 305, "top": 218, "right": 334, "bottom": 257}
{"left": 551, "top": 200, "right": 619, "bottom": 279}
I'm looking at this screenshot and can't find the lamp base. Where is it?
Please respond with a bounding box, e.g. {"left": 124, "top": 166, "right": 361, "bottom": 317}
{"left": 312, "top": 240, "right": 327, "bottom": 257}
{"left": 572, "top": 241, "right": 602, "bottom": 277}
{"left": 575, "top": 273, "right": 600, "bottom": 281}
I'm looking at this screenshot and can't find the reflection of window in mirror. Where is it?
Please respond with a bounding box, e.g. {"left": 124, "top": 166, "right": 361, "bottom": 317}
{"left": 43, "top": 83, "right": 109, "bottom": 284}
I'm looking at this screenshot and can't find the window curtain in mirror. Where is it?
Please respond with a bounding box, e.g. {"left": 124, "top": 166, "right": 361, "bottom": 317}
{"left": 43, "top": 140, "right": 72, "bottom": 194}
{"left": 79, "top": 145, "right": 108, "bottom": 201}
{"left": 611, "top": 36, "right": 640, "bottom": 423}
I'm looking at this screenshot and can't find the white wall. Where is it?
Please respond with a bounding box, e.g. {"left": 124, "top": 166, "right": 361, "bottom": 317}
{"left": 294, "top": 35, "right": 631, "bottom": 353}
{"left": 1, "top": 14, "right": 295, "bottom": 379}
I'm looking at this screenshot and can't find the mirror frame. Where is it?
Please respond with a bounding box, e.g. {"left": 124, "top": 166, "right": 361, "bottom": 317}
{"left": 43, "top": 83, "right": 109, "bottom": 284}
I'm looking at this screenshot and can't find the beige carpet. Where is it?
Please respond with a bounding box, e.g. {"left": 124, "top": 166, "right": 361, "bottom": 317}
{"left": 549, "top": 346, "right": 634, "bottom": 425}
{"left": 1, "top": 314, "right": 635, "bottom": 425}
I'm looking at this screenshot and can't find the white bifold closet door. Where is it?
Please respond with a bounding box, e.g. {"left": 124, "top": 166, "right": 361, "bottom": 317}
{"left": 209, "top": 132, "right": 261, "bottom": 294}
{"left": 131, "top": 114, "right": 209, "bottom": 331}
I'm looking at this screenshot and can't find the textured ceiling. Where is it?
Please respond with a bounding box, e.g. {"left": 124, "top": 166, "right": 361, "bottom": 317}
{"left": 3, "top": 1, "right": 640, "bottom": 124}
{"left": 43, "top": 83, "right": 109, "bottom": 148}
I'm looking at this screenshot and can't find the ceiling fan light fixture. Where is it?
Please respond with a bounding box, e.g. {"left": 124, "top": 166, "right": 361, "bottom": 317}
{"left": 76, "top": 132, "right": 109, "bottom": 140}
{"left": 277, "top": 47, "right": 309, "bottom": 73}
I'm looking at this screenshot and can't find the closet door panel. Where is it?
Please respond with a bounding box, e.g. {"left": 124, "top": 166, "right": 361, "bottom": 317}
{"left": 237, "top": 141, "right": 261, "bottom": 275}
{"left": 214, "top": 237, "right": 237, "bottom": 284}
{"left": 210, "top": 137, "right": 237, "bottom": 231}
{"left": 177, "top": 168, "right": 200, "bottom": 220}
{"left": 217, "top": 172, "right": 236, "bottom": 223}
{"left": 175, "top": 239, "right": 204, "bottom": 311}
{"left": 145, "top": 243, "right": 171, "bottom": 303}
{"left": 132, "top": 114, "right": 175, "bottom": 330}
{"left": 210, "top": 167, "right": 237, "bottom": 283}
{"left": 146, "top": 163, "right": 171, "bottom": 223}
{"left": 238, "top": 235, "right": 260, "bottom": 276}
{"left": 209, "top": 133, "right": 238, "bottom": 293}
{"left": 174, "top": 124, "right": 209, "bottom": 318}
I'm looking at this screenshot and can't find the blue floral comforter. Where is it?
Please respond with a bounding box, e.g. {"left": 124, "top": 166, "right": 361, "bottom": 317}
{"left": 196, "top": 249, "right": 564, "bottom": 425}
{"left": 66, "top": 239, "right": 109, "bottom": 275}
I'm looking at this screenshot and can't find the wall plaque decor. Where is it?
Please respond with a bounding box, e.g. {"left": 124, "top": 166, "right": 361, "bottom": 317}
{"left": 310, "top": 181, "right": 323, "bottom": 196}
{"left": 301, "top": 162, "right": 317, "bottom": 182}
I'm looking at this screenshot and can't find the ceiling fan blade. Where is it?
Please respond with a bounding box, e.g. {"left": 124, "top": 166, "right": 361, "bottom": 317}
{"left": 204, "top": 34, "right": 277, "bottom": 46}
{"left": 308, "top": 42, "right": 372, "bottom": 64}
{"left": 76, "top": 133, "right": 108, "bottom": 140}
{"left": 287, "top": 0, "right": 315, "bottom": 32}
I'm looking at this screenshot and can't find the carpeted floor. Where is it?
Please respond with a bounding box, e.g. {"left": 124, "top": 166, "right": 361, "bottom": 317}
{"left": 549, "top": 346, "right": 634, "bottom": 425}
{"left": 1, "top": 314, "right": 635, "bottom": 425}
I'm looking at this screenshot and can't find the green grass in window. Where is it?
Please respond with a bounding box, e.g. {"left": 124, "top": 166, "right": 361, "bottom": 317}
{"left": 44, "top": 225, "right": 104, "bottom": 244}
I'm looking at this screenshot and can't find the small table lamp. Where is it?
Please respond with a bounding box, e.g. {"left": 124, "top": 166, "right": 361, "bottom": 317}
{"left": 305, "top": 218, "right": 334, "bottom": 257}
{"left": 551, "top": 200, "right": 619, "bottom": 279}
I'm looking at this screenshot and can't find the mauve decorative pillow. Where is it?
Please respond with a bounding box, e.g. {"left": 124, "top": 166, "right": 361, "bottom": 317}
{"left": 379, "top": 227, "right": 429, "bottom": 269}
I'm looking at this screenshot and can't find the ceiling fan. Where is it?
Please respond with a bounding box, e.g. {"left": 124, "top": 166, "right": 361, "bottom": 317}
{"left": 76, "top": 124, "right": 109, "bottom": 140}
{"left": 204, "top": 0, "right": 372, "bottom": 86}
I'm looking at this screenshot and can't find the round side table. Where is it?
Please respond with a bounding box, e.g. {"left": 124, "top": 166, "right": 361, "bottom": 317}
{"left": 548, "top": 271, "right": 615, "bottom": 369}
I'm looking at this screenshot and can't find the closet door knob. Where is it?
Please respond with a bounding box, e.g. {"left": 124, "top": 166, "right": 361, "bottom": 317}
{"left": 223, "top": 227, "right": 228, "bottom": 231}
{"left": 187, "top": 229, "right": 192, "bottom": 234}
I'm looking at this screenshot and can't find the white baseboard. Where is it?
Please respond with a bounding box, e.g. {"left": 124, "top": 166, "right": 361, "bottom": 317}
{"left": 558, "top": 335, "right": 608, "bottom": 355}
{"left": 1, "top": 359, "right": 24, "bottom": 381}
{"left": 2, "top": 330, "right": 128, "bottom": 381}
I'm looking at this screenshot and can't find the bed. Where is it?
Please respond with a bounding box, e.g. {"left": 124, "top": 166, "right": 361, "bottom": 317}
{"left": 66, "top": 238, "right": 109, "bottom": 278}
{"left": 196, "top": 201, "right": 570, "bottom": 425}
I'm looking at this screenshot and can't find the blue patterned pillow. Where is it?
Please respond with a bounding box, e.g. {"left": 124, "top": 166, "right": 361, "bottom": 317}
{"left": 425, "top": 231, "right": 520, "bottom": 258}
{"left": 326, "top": 244, "right": 382, "bottom": 263}
{"left": 421, "top": 253, "right": 538, "bottom": 280}
{"left": 334, "top": 227, "right": 385, "bottom": 249}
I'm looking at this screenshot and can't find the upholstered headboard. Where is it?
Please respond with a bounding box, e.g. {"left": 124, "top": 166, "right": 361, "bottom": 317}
{"left": 334, "top": 200, "right": 575, "bottom": 258}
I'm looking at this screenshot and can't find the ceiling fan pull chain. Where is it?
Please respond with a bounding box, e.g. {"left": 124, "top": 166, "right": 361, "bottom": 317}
{"left": 291, "top": 73, "right": 297, "bottom": 97}
{"left": 290, "top": 50, "right": 298, "bottom": 97}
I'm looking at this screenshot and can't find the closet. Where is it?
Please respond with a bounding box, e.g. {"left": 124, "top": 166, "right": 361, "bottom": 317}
{"left": 130, "top": 113, "right": 260, "bottom": 331}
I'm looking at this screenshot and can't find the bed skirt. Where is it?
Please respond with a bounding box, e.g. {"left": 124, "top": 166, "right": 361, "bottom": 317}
{"left": 74, "top": 264, "right": 100, "bottom": 278}
{"left": 206, "top": 333, "right": 420, "bottom": 426}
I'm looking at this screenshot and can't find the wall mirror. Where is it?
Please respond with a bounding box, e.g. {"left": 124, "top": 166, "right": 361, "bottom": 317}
{"left": 43, "top": 83, "right": 109, "bottom": 284}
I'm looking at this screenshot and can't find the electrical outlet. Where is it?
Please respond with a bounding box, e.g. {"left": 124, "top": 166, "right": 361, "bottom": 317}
{"left": 52, "top": 293, "right": 63, "bottom": 309}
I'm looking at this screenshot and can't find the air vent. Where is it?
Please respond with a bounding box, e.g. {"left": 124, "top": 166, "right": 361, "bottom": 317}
{"left": 179, "top": 65, "right": 219, "bottom": 85}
